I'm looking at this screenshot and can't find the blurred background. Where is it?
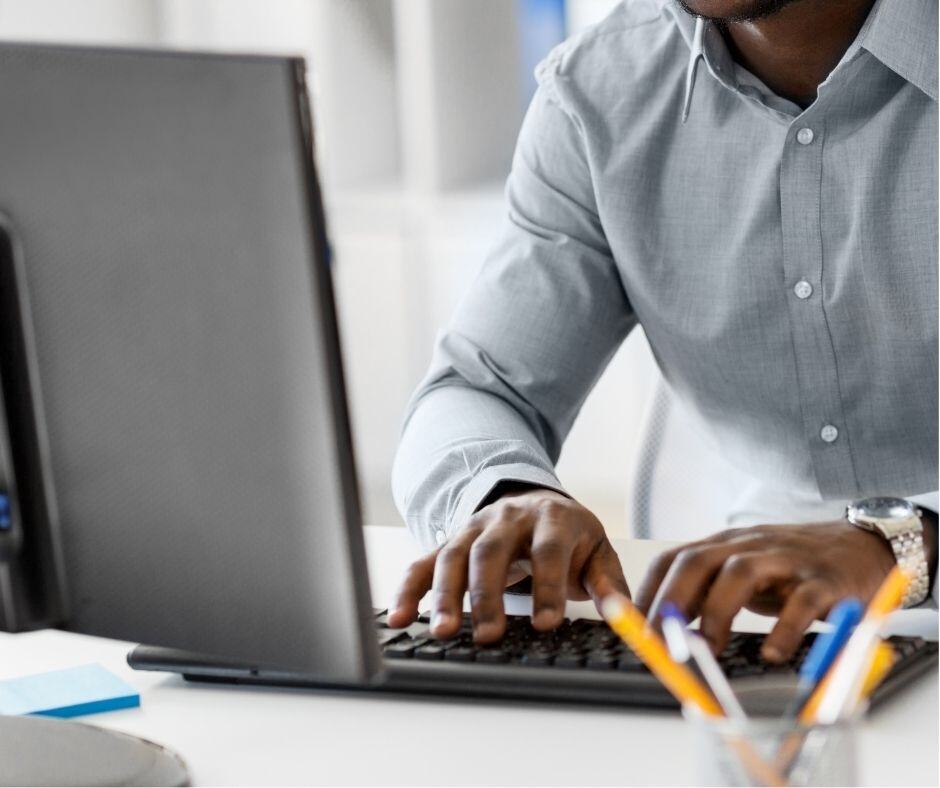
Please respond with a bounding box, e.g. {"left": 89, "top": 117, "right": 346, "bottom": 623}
{"left": 0, "top": 0, "right": 666, "bottom": 537}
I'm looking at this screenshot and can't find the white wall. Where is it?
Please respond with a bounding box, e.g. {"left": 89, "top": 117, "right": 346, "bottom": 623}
{"left": 0, "top": 0, "right": 160, "bottom": 42}
{"left": 0, "top": 0, "right": 657, "bottom": 536}
{"left": 566, "top": 0, "right": 623, "bottom": 33}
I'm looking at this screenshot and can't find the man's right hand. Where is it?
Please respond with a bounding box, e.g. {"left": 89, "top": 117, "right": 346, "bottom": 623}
{"left": 386, "top": 488, "right": 630, "bottom": 644}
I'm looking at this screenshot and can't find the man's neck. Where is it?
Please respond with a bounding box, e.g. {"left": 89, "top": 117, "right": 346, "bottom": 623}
{"left": 720, "top": 0, "right": 877, "bottom": 108}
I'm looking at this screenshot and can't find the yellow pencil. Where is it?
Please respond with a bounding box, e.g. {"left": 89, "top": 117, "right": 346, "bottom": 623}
{"left": 859, "top": 642, "right": 897, "bottom": 700}
{"left": 601, "top": 594, "right": 723, "bottom": 716}
{"left": 864, "top": 566, "right": 909, "bottom": 620}
{"left": 799, "top": 641, "right": 896, "bottom": 722}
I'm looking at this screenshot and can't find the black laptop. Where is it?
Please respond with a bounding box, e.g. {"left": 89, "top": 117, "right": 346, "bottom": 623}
{"left": 0, "top": 43, "right": 934, "bottom": 712}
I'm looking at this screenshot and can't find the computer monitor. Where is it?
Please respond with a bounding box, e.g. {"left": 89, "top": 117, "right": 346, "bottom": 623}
{"left": 0, "top": 42, "right": 379, "bottom": 682}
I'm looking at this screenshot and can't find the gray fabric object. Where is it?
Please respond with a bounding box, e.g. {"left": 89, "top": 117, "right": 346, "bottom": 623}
{"left": 392, "top": 0, "right": 939, "bottom": 554}
{"left": 0, "top": 716, "right": 189, "bottom": 786}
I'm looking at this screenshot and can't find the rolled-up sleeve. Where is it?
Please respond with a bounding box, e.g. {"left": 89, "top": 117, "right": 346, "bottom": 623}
{"left": 391, "top": 72, "right": 637, "bottom": 551}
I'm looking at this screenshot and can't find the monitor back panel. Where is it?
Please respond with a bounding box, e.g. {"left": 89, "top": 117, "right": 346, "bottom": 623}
{"left": 0, "top": 44, "right": 378, "bottom": 681}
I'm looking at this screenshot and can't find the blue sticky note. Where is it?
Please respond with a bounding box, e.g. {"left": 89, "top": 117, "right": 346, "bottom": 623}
{"left": 0, "top": 664, "right": 140, "bottom": 718}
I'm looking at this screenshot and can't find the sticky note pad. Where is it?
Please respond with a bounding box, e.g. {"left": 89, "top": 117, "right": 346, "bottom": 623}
{"left": 0, "top": 664, "right": 140, "bottom": 718}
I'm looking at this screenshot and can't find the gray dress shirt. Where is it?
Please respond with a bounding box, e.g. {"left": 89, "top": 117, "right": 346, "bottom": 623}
{"left": 392, "top": 0, "right": 939, "bottom": 554}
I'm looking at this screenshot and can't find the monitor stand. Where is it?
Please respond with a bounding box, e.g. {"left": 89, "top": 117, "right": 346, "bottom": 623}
{"left": 0, "top": 715, "right": 189, "bottom": 786}
{"left": 0, "top": 216, "right": 69, "bottom": 631}
{"left": 0, "top": 220, "right": 189, "bottom": 785}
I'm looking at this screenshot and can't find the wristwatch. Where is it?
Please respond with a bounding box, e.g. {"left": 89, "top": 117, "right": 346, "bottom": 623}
{"left": 846, "top": 497, "right": 930, "bottom": 608}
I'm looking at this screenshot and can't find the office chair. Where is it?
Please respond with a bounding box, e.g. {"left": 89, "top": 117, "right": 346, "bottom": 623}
{"left": 628, "top": 371, "right": 750, "bottom": 541}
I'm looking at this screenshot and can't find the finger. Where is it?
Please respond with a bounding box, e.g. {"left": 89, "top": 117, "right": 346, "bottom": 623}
{"left": 634, "top": 545, "right": 682, "bottom": 614}
{"left": 634, "top": 528, "right": 766, "bottom": 614}
{"left": 647, "top": 541, "right": 745, "bottom": 624}
{"left": 762, "top": 579, "right": 836, "bottom": 663}
{"left": 388, "top": 551, "right": 437, "bottom": 628}
{"left": 530, "top": 517, "right": 576, "bottom": 630}
{"left": 582, "top": 541, "right": 631, "bottom": 614}
{"left": 468, "top": 519, "right": 531, "bottom": 644}
{"left": 698, "top": 551, "right": 794, "bottom": 655}
{"left": 429, "top": 527, "right": 481, "bottom": 638}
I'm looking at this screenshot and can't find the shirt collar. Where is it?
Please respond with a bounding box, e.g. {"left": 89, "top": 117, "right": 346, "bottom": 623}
{"left": 667, "top": 0, "right": 938, "bottom": 123}
{"left": 857, "top": 0, "right": 938, "bottom": 101}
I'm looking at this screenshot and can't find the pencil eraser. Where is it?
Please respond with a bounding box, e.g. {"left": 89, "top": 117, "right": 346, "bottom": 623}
{"left": 0, "top": 663, "right": 140, "bottom": 718}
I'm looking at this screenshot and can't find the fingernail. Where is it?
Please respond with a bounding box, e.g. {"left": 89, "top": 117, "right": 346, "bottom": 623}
{"left": 762, "top": 645, "right": 783, "bottom": 663}
{"left": 533, "top": 607, "right": 559, "bottom": 629}
{"left": 431, "top": 612, "right": 452, "bottom": 632}
{"left": 474, "top": 620, "right": 499, "bottom": 642}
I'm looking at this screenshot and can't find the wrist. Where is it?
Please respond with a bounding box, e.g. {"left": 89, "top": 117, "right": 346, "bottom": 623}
{"left": 479, "top": 482, "right": 566, "bottom": 510}
{"left": 846, "top": 521, "right": 897, "bottom": 576}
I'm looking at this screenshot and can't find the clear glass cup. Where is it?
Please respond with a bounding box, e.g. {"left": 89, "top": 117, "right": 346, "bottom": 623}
{"left": 683, "top": 681, "right": 861, "bottom": 787}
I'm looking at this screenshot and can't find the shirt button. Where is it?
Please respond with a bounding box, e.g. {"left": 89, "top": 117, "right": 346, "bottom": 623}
{"left": 820, "top": 424, "right": 839, "bottom": 443}
{"left": 434, "top": 529, "right": 446, "bottom": 546}
{"left": 793, "top": 280, "right": 813, "bottom": 299}
{"left": 796, "top": 127, "right": 815, "bottom": 145}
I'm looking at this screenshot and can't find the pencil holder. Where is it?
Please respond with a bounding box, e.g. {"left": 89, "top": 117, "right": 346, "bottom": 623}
{"left": 683, "top": 682, "right": 861, "bottom": 787}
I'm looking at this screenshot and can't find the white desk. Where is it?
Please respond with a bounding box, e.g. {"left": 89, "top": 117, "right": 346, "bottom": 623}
{"left": 1, "top": 526, "right": 936, "bottom": 786}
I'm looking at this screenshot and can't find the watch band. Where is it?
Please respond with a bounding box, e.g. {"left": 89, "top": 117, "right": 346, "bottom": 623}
{"left": 846, "top": 499, "right": 931, "bottom": 608}
{"left": 890, "top": 525, "right": 930, "bottom": 608}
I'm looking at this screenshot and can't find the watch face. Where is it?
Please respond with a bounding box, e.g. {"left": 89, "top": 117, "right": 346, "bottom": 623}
{"left": 850, "top": 497, "right": 916, "bottom": 521}
{"left": 848, "top": 497, "right": 919, "bottom": 538}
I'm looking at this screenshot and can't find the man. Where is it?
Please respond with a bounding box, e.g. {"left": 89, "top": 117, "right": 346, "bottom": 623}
{"left": 387, "top": 0, "right": 938, "bottom": 663}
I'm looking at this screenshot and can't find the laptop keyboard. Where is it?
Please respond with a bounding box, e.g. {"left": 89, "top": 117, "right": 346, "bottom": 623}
{"left": 374, "top": 609, "right": 932, "bottom": 678}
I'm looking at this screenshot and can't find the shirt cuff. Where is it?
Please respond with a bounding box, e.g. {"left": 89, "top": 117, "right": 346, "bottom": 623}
{"left": 445, "top": 463, "right": 568, "bottom": 543}
{"left": 908, "top": 492, "right": 939, "bottom": 513}
{"left": 907, "top": 492, "right": 938, "bottom": 608}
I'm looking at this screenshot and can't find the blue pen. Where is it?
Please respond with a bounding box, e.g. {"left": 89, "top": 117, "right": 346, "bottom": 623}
{"left": 788, "top": 597, "right": 864, "bottom": 716}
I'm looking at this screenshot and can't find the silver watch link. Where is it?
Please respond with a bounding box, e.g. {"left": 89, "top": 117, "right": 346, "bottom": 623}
{"left": 846, "top": 497, "right": 930, "bottom": 608}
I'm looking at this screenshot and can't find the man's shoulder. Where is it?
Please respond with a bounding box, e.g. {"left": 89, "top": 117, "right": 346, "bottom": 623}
{"left": 535, "top": 0, "right": 689, "bottom": 111}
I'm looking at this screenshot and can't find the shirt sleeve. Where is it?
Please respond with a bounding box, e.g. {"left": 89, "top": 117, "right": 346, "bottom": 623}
{"left": 391, "top": 76, "right": 636, "bottom": 552}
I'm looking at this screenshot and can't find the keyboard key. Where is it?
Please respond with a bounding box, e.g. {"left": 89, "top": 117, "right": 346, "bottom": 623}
{"left": 476, "top": 648, "right": 510, "bottom": 664}
{"left": 616, "top": 652, "right": 648, "bottom": 672}
{"left": 554, "top": 653, "right": 585, "bottom": 669}
{"left": 384, "top": 642, "right": 416, "bottom": 659}
{"left": 896, "top": 638, "right": 921, "bottom": 658}
{"left": 377, "top": 629, "right": 407, "bottom": 647}
{"left": 405, "top": 623, "right": 432, "bottom": 638}
{"left": 444, "top": 647, "right": 476, "bottom": 663}
{"left": 414, "top": 644, "right": 446, "bottom": 661}
{"left": 585, "top": 652, "right": 617, "bottom": 670}
{"left": 521, "top": 652, "right": 554, "bottom": 667}
{"left": 616, "top": 659, "right": 646, "bottom": 673}
{"left": 726, "top": 664, "right": 764, "bottom": 679}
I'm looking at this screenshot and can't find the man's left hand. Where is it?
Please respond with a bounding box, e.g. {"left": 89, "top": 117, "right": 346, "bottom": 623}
{"left": 634, "top": 521, "right": 897, "bottom": 663}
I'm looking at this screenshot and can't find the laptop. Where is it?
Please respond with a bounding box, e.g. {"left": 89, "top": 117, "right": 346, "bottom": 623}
{"left": 0, "top": 43, "right": 934, "bottom": 712}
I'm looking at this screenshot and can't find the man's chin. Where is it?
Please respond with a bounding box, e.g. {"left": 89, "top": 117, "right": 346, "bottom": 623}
{"left": 675, "top": 0, "right": 803, "bottom": 23}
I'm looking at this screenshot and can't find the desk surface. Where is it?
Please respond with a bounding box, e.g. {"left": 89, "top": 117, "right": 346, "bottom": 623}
{"left": 0, "top": 526, "right": 936, "bottom": 786}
